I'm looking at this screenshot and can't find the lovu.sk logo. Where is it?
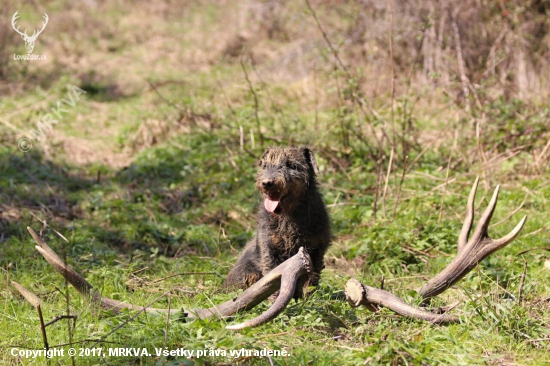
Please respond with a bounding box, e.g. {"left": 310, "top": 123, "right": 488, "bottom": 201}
{"left": 12, "top": 11, "right": 48, "bottom": 61}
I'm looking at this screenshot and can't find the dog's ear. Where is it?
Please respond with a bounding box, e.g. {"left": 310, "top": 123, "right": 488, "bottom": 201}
{"left": 301, "top": 147, "right": 319, "bottom": 175}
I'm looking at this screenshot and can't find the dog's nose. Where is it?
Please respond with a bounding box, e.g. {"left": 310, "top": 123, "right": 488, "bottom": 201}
{"left": 262, "top": 180, "right": 274, "bottom": 189}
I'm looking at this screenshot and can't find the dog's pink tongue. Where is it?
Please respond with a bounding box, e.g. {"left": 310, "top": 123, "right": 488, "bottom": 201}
{"left": 264, "top": 198, "right": 280, "bottom": 213}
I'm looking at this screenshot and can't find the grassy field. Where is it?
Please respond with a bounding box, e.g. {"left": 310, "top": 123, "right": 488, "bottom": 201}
{"left": 1, "top": 1, "right": 550, "bottom": 365}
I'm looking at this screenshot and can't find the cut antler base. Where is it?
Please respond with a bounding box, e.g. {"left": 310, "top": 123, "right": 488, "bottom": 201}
{"left": 27, "top": 227, "right": 312, "bottom": 329}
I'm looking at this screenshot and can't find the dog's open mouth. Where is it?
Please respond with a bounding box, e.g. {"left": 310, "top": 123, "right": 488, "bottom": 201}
{"left": 264, "top": 190, "right": 283, "bottom": 214}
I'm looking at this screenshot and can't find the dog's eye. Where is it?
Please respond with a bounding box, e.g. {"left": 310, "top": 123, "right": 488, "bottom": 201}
{"left": 285, "top": 161, "right": 297, "bottom": 169}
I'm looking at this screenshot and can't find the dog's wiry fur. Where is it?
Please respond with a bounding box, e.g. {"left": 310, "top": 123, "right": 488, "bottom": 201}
{"left": 224, "top": 146, "right": 331, "bottom": 298}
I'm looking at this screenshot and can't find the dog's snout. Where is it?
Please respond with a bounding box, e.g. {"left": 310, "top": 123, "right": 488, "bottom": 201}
{"left": 262, "top": 180, "right": 274, "bottom": 189}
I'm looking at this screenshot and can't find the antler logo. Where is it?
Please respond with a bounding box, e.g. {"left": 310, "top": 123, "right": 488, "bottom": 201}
{"left": 11, "top": 11, "right": 49, "bottom": 54}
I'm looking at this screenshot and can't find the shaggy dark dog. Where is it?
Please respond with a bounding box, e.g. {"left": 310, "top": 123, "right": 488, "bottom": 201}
{"left": 224, "top": 146, "right": 331, "bottom": 297}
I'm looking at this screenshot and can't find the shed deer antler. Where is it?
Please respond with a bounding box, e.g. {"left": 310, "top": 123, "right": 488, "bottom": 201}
{"left": 419, "top": 177, "right": 526, "bottom": 300}
{"left": 11, "top": 11, "right": 49, "bottom": 54}
{"left": 27, "top": 227, "right": 311, "bottom": 329}
{"left": 346, "top": 178, "right": 526, "bottom": 322}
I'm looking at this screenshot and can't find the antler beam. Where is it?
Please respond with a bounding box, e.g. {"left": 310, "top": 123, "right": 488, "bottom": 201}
{"left": 345, "top": 279, "right": 458, "bottom": 324}
{"left": 27, "top": 227, "right": 312, "bottom": 329}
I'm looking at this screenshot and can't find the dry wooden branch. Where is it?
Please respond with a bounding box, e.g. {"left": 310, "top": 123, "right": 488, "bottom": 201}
{"left": 28, "top": 227, "right": 312, "bottom": 329}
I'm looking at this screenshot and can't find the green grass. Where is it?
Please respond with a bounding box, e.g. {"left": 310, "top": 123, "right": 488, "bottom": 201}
{"left": 2, "top": 126, "right": 549, "bottom": 365}
{"left": 1, "top": 1, "right": 550, "bottom": 365}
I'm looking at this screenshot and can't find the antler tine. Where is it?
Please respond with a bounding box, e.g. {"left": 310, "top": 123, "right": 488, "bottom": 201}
{"left": 470, "top": 184, "right": 500, "bottom": 241}
{"left": 11, "top": 11, "right": 19, "bottom": 26}
{"left": 457, "top": 176, "right": 479, "bottom": 253}
{"left": 491, "top": 215, "right": 527, "bottom": 249}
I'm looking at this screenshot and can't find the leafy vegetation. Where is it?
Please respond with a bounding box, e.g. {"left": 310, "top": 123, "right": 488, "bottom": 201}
{"left": 1, "top": 1, "right": 549, "bottom": 365}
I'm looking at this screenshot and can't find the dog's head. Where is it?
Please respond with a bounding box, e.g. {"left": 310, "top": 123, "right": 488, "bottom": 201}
{"left": 256, "top": 146, "right": 319, "bottom": 214}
